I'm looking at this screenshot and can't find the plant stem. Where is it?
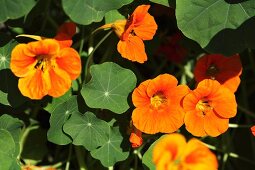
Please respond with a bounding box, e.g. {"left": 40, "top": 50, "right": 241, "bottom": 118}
{"left": 84, "top": 30, "right": 113, "bottom": 82}
{"left": 74, "top": 146, "right": 87, "bottom": 170}
{"left": 238, "top": 105, "right": 255, "bottom": 118}
{"left": 65, "top": 144, "right": 73, "bottom": 170}
{"left": 228, "top": 123, "right": 252, "bottom": 128}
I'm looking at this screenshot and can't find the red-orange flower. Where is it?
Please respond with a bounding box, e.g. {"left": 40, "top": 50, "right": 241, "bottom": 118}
{"left": 183, "top": 79, "right": 237, "bottom": 137}
{"left": 10, "top": 38, "right": 81, "bottom": 99}
{"left": 131, "top": 74, "right": 189, "bottom": 134}
{"left": 153, "top": 133, "right": 218, "bottom": 170}
{"left": 194, "top": 54, "right": 242, "bottom": 92}
{"left": 101, "top": 5, "right": 157, "bottom": 63}
{"left": 251, "top": 126, "right": 255, "bottom": 136}
{"left": 54, "top": 22, "right": 76, "bottom": 48}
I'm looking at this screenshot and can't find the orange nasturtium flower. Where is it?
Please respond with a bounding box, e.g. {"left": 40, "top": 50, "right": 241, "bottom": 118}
{"left": 183, "top": 79, "right": 237, "bottom": 137}
{"left": 10, "top": 23, "right": 81, "bottom": 100}
{"left": 194, "top": 54, "right": 242, "bottom": 92}
{"left": 132, "top": 74, "right": 189, "bottom": 134}
{"left": 100, "top": 5, "right": 157, "bottom": 63}
{"left": 251, "top": 126, "right": 255, "bottom": 136}
{"left": 153, "top": 133, "right": 218, "bottom": 170}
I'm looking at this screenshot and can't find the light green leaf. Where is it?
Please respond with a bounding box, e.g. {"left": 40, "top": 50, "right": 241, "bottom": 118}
{"left": 44, "top": 90, "right": 72, "bottom": 113}
{"left": 90, "top": 127, "right": 129, "bottom": 167}
{"left": 149, "top": 0, "right": 170, "bottom": 7}
{"left": 62, "top": 0, "right": 133, "bottom": 25}
{"left": 63, "top": 112, "right": 109, "bottom": 151}
{"left": 0, "top": 129, "right": 16, "bottom": 170}
{"left": 81, "top": 62, "right": 136, "bottom": 114}
{"left": 0, "top": 0, "right": 36, "bottom": 22}
{"left": 0, "top": 40, "right": 17, "bottom": 70}
{"left": 47, "top": 96, "right": 78, "bottom": 145}
{"left": 142, "top": 141, "right": 156, "bottom": 170}
{"left": 176, "top": 0, "right": 255, "bottom": 47}
{"left": 0, "top": 114, "right": 23, "bottom": 157}
{"left": 105, "top": 10, "right": 125, "bottom": 24}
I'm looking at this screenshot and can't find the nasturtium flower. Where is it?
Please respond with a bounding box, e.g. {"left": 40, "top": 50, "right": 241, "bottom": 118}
{"left": 183, "top": 79, "right": 237, "bottom": 137}
{"left": 10, "top": 39, "right": 81, "bottom": 100}
{"left": 129, "top": 127, "right": 143, "bottom": 148}
{"left": 251, "top": 126, "right": 255, "bottom": 136}
{"left": 194, "top": 54, "right": 242, "bottom": 92}
{"left": 54, "top": 22, "right": 76, "bottom": 48}
{"left": 131, "top": 74, "right": 189, "bottom": 134}
{"left": 101, "top": 5, "right": 157, "bottom": 63}
{"left": 153, "top": 133, "right": 218, "bottom": 170}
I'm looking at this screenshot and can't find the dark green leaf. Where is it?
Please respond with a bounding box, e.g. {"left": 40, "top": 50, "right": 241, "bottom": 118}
{"left": 47, "top": 96, "right": 78, "bottom": 145}
{"left": 81, "top": 62, "right": 136, "bottom": 114}
{"left": 149, "top": 0, "right": 170, "bottom": 7}
{"left": 0, "top": 40, "right": 17, "bottom": 70}
{"left": 0, "top": 0, "right": 36, "bottom": 22}
{"left": 63, "top": 112, "right": 109, "bottom": 151}
{"left": 90, "top": 127, "right": 129, "bottom": 167}
{"left": 176, "top": 0, "right": 255, "bottom": 47}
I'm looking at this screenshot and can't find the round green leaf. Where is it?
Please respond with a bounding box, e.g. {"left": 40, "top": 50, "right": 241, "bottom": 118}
{"left": 176, "top": 0, "right": 255, "bottom": 48}
{"left": 104, "top": 10, "right": 125, "bottom": 24}
{"left": 90, "top": 127, "right": 129, "bottom": 167}
{"left": 81, "top": 62, "right": 137, "bottom": 114}
{"left": 142, "top": 141, "right": 156, "bottom": 170}
{"left": 0, "top": 129, "right": 16, "bottom": 170}
{"left": 0, "top": 40, "right": 17, "bottom": 70}
{"left": 62, "top": 0, "right": 133, "bottom": 25}
{"left": 62, "top": 0, "right": 105, "bottom": 25}
{"left": 47, "top": 96, "right": 78, "bottom": 145}
{"left": 63, "top": 112, "right": 109, "bottom": 151}
{"left": 0, "top": 114, "right": 23, "bottom": 157}
{"left": 0, "top": 0, "right": 36, "bottom": 22}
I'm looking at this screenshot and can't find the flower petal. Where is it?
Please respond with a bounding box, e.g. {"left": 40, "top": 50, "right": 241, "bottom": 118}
{"left": 132, "top": 79, "right": 151, "bottom": 107}
{"left": 184, "top": 110, "right": 207, "bottom": 137}
{"left": 56, "top": 48, "right": 81, "bottom": 80}
{"left": 18, "top": 69, "right": 50, "bottom": 99}
{"left": 27, "top": 39, "right": 60, "bottom": 56}
{"left": 55, "top": 22, "right": 76, "bottom": 48}
{"left": 117, "top": 36, "right": 147, "bottom": 63}
{"left": 47, "top": 67, "right": 72, "bottom": 98}
{"left": 182, "top": 139, "right": 218, "bottom": 170}
{"left": 11, "top": 44, "right": 37, "bottom": 77}
{"left": 204, "top": 110, "right": 229, "bottom": 137}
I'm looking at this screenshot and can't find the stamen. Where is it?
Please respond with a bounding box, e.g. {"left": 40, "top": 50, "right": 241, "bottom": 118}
{"left": 150, "top": 92, "right": 167, "bottom": 109}
{"left": 196, "top": 99, "right": 212, "bottom": 116}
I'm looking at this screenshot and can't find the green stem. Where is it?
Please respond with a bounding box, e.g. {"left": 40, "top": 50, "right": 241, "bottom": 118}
{"left": 228, "top": 123, "right": 253, "bottom": 128}
{"left": 84, "top": 30, "right": 113, "bottom": 82}
{"left": 75, "top": 146, "right": 87, "bottom": 170}
{"left": 205, "top": 143, "right": 255, "bottom": 166}
{"left": 65, "top": 144, "right": 73, "bottom": 170}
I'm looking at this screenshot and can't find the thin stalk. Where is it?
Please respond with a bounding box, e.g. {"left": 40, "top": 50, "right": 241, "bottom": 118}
{"left": 229, "top": 123, "right": 252, "bottom": 128}
{"left": 74, "top": 146, "right": 87, "bottom": 170}
{"left": 238, "top": 105, "right": 255, "bottom": 118}
{"left": 84, "top": 30, "right": 113, "bottom": 82}
{"left": 205, "top": 143, "right": 255, "bottom": 166}
{"left": 65, "top": 144, "right": 73, "bottom": 170}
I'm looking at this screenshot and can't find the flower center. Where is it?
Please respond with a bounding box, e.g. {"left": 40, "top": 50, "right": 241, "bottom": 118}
{"left": 35, "top": 55, "right": 51, "bottom": 71}
{"left": 150, "top": 92, "right": 167, "bottom": 108}
{"left": 196, "top": 99, "right": 212, "bottom": 116}
{"left": 206, "top": 64, "right": 219, "bottom": 80}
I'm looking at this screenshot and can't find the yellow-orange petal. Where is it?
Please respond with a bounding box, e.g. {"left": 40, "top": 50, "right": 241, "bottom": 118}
{"left": 56, "top": 48, "right": 81, "bottom": 80}
{"left": 204, "top": 110, "right": 229, "bottom": 137}
{"left": 184, "top": 110, "right": 207, "bottom": 137}
{"left": 153, "top": 134, "right": 186, "bottom": 168}
{"left": 181, "top": 139, "right": 218, "bottom": 170}
{"left": 117, "top": 35, "right": 147, "bottom": 63}
{"left": 18, "top": 69, "right": 50, "bottom": 99}
{"left": 146, "top": 74, "right": 178, "bottom": 97}
{"left": 132, "top": 79, "right": 151, "bottom": 107}
{"left": 202, "top": 80, "right": 237, "bottom": 118}
{"left": 27, "top": 39, "right": 60, "bottom": 56}
{"left": 47, "top": 67, "right": 72, "bottom": 98}
{"left": 10, "top": 44, "right": 37, "bottom": 77}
